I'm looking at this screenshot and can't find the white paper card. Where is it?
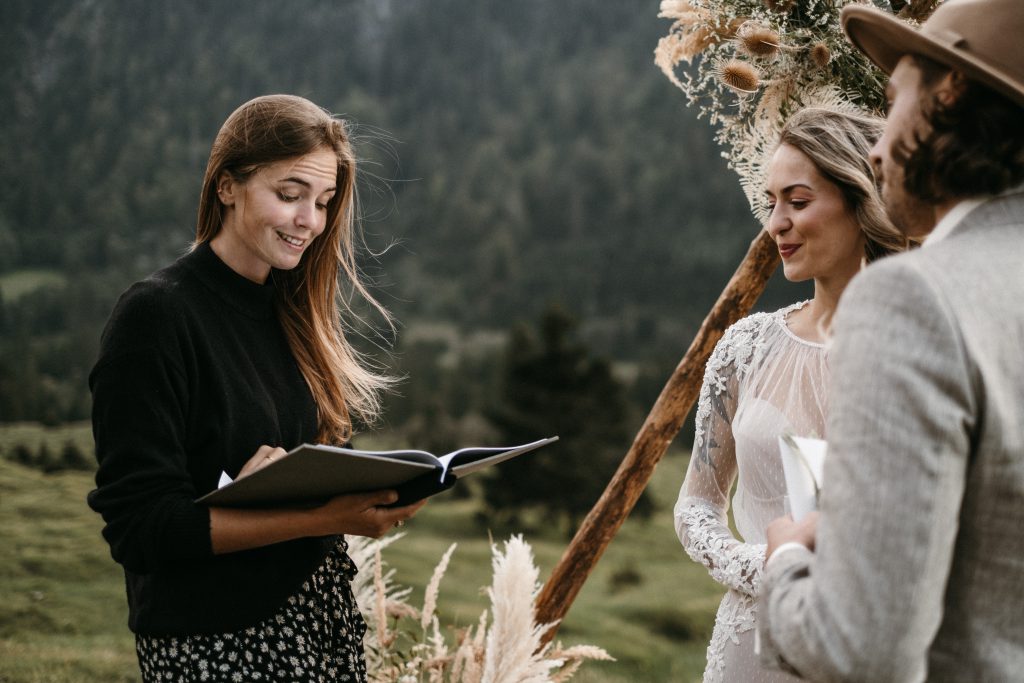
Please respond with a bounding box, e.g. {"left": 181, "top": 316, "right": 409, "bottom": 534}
{"left": 778, "top": 435, "right": 827, "bottom": 521}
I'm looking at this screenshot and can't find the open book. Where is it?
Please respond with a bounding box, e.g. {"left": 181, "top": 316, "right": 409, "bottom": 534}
{"left": 778, "top": 434, "right": 827, "bottom": 521}
{"left": 196, "top": 436, "right": 558, "bottom": 508}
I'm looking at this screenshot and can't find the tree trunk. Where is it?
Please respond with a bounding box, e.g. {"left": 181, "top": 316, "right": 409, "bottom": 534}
{"left": 535, "top": 228, "right": 780, "bottom": 642}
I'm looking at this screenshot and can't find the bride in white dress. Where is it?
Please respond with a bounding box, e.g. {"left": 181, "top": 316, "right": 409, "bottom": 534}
{"left": 674, "top": 108, "right": 908, "bottom": 683}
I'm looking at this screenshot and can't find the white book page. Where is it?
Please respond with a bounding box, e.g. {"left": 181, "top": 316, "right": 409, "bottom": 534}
{"left": 303, "top": 442, "right": 442, "bottom": 467}
{"left": 442, "top": 436, "right": 559, "bottom": 478}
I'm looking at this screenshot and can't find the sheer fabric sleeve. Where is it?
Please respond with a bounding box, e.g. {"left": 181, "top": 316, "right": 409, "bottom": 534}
{"left": 674, "top": 316, "right": 767, "bottom": 598}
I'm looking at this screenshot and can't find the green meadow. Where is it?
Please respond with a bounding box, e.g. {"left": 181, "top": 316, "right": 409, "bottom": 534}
{"left": 0, "top": 422, "right": 723, "bottom": 682}
{"left": 0, "top": 270, "right": 67, "bottom": 303}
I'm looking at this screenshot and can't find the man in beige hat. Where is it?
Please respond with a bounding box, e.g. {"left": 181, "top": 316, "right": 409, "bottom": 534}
{"left": 756, "top": 0, "right": 1024, "bottom": 680}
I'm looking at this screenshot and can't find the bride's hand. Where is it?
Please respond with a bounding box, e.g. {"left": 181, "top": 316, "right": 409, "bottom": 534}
{"left": 236, "top": 445, "right": 288, "bottom": 479}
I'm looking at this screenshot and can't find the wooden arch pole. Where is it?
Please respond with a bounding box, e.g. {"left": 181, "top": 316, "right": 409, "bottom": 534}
{"left": 535, "top": 228, "right": 780, "bottom": 643}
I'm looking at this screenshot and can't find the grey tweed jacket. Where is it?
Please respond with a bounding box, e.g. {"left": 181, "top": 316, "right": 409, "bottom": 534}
{"left": 757, "top": 190, "right": 1024, "bottom": 682}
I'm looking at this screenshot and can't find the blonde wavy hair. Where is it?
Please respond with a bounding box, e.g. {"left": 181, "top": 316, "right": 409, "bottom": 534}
{"left": 777, "top": 107, "right": 908, "bottom": 263}
{"left": 195, "top": 94, "right": 392, "bottom": 444}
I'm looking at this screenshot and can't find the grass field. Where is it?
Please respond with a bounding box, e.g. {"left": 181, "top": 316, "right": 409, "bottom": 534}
{"left": 0, "top": 270, "right": 67, "bottom": 303}
{"left": 0, "top": 422, "right": 724, "bottom": 682}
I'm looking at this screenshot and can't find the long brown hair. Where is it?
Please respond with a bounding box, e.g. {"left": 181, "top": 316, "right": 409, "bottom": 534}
{"left": 195, "top": 94, "right": 392, "bottom": 444}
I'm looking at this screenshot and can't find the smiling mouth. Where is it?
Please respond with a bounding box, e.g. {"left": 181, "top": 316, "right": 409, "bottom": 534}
{"left": 276, "top": 231, "right": 306, "bottom": 249}
{"left": 778, "top": 244, "right": 801, "bottom": 259}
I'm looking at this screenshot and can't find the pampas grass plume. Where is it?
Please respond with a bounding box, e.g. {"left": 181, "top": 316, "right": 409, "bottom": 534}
{"left": 464, "top": 611, "right": 489, "bottom": 682}
{"left": 718, "top": 59, "right": 761, "bottom": 93}
{"left": 550, "top": 645, "right": 616, "bottom": 683}
{"left": 481, "top": 535, "right": 559, "bottom": 683}
{"left": 658, "top": 0, "right": 694, "bottom": 15}
{"left": 372, "top": 547, "right": 394, "bottom": 649}
{"left": 352, "top": 532, "right": 610, "bottom": 682}
{"left": 421, "top": 543, "right": 457, "bottom": 631}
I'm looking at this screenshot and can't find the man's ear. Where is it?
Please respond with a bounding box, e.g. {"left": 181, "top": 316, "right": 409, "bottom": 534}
{"left": 935, "top": 70, "right": 968, "bottom": 107}
{"left": 216, "top": 172, "right": 238, "bottom": 207}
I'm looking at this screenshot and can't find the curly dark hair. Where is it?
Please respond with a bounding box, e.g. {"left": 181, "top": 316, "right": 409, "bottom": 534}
{"left": 902, "top": 55, "right": 1024, "bottom": 204}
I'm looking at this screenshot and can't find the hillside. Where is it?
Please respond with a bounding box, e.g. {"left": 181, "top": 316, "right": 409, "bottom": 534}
{"left": 0, "top": 423, "right": 723, "bottom": 682}
{"left": 0, "top": 0, "right": 808, "bottom": 427}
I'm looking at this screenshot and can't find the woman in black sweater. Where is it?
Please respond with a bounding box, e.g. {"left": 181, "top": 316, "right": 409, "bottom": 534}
{"left": 88, "top": 94, "right": 425, "bottom": 682}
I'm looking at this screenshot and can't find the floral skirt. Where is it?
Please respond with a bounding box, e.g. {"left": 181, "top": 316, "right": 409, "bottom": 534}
{"left": 136, "top": 541, "right": 367, "bottom": 683}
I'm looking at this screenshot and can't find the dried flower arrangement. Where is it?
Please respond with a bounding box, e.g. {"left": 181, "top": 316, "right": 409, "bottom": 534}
{"left": 654, "top": 0, "right": 942, "bottom": 222}
{"left": 348, "top": 534, "right": 614, "bottom": 683}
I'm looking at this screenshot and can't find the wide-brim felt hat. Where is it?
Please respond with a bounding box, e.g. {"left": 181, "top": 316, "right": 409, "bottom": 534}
{"left": 841, "top": 0, "right": 1024, "bottom": 110}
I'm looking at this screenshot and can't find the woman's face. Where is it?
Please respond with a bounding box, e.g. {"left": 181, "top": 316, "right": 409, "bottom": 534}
{"left": 765, "top": 143, "right": 865, "bottom": 284}
{"left": 212, "top": 147, "right": 338, "bottom": 283}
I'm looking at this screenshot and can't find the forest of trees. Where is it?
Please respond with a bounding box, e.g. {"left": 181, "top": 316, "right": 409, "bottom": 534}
{"left": 0, "top": 0, "right": 810, "bottom": 506}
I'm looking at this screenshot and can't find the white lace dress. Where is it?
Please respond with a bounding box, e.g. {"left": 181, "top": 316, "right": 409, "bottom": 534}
{"left": 674, "top": 301, "right": 826, "bottom": 683}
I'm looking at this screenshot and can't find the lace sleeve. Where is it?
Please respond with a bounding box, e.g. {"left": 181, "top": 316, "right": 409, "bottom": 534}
{"left": 674, "top": 316, "right": 768, "bottom": 598}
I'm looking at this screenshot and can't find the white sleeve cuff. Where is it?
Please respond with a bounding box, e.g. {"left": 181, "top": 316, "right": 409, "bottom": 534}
{"left": 767, "top": 542, "right": 809, "bottom": 568}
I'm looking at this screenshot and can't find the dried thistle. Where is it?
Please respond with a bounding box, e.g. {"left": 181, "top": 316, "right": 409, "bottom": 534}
{"left": 655, "top": 0, "right": 892, "bottom": 218}
{"left": 810, "top": 42, "right": 832, "bottom": 69}
{"left": 737, "top": 22, "right": 782, "bottom": 59}
{"left": 717, "top": 59, "right": 761, "bottom": 93}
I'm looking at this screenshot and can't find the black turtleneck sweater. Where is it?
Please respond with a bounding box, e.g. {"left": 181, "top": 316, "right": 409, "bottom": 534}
{"left": 88, "top": 241, "right": 337, "bottom": 635}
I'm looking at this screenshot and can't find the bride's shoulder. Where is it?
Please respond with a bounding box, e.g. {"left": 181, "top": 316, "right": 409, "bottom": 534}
{"left": 708, "top": 312, "right": 772, "bottom": 374}
{"left": 710, "top": 302, "right": 807, "bottom": 373}
{"left": 719, "top": 305, "right": 788, "bottom": 346}
{"left": 770, "top": 299, "right": 811, "bottom": 322}
{"left": 726, "top": 309, "right": 777, "bottom": 336}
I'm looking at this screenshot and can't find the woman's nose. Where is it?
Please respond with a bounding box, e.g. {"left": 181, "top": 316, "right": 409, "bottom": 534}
{"left": 767, "top": 206, "right": 789, "bottom": 238}
{"left": 295, "top": 200, "right": 317, "bottom": 230}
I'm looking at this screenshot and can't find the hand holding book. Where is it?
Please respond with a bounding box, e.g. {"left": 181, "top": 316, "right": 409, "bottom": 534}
{"left": 197, "top": 436, "right": 559, "bottom": 508}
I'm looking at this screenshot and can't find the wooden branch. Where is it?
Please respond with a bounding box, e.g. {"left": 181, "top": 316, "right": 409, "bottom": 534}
{"left": 535, "top": 229, "right": 780, "bottom": 642}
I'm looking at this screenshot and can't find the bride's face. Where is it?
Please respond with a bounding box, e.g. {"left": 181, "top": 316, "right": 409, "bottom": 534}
{"left": 764, "top": 144, "right": 865, "bottom": 285}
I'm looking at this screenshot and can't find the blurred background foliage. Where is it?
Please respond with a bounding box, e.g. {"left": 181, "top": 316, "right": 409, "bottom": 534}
{"left": 0, "top": 1, "right": 815, "bottom": 679}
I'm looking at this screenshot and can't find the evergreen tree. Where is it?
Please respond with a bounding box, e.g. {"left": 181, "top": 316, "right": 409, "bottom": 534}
{"left": 10, "top": 443, "right": 33, "bottom": 467}
{"left": 58, "top": 440, "right": 92, "bottom": 471}
{"left": 481, "top": 304, "right": 643, "bottom": 534}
